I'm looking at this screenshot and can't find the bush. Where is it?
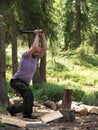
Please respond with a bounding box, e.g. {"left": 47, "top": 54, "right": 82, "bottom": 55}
{"left": 32, "top": 82, "right": 86, "bottom": 103}
{"left": 32, "top": 83, "right": 65, "bottom": 102}
{"left": 81, "top": 93, "right": 97, "bottom": 105}
{"left": 72, "top": 89, "right": 85, "bottom": 102}
{"left": 76, "top": 45, "right": 98, "bottom": 66}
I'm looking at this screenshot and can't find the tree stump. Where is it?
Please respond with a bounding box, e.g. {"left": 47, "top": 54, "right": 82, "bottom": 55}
{"left": 61, "top": 89, "right": 75, "bottom": 122}
{"left": 62, "top": 89, "right": 72, "bottom": 109}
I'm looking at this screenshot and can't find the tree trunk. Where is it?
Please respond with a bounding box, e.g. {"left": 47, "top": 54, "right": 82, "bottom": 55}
{"left": 94, "top": 32, "right": 98, "bottom": 53}
{"left": 62, "top": 89, "right": 72, "bottom": 110}
{"left": 94, "top": 12, "right": 98, "bottom": 53}
{"left": 10, "top": 13, "right": 18, "bottom": 76}
{"left": 0, "top": 27, "right": 8, "bottom": 105}
{"left": 0, "top": 3, "right": 8, "bottom": 105}
{"left": 40, "top": 54, "right": 47, "bottom": 82}
{"left": 33, "top": 54, "right": 47, "bottom": 85}
{"left": 75, "top": 0, "right": 81, "bottom": 48}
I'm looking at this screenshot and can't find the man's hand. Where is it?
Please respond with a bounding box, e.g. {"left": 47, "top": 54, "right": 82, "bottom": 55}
{"left": 38, "top": 29, "right": 43, "bottom": 33}
{"left": 33, "top": 29, "right": 44, "bottom": 35}
{"left": 33, "top": 30, "right": 39, "bottom": 35}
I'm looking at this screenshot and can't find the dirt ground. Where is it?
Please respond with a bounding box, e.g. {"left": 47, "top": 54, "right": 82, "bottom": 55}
{"left": 0, "top": 108, "right": 98, "bottom": 130}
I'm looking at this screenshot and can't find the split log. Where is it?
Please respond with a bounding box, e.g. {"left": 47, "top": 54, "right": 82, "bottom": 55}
{"left": 44, "top": 100, "right": 57, "bottom": 110}
{"left": 40, "top": 110, "right": 63, "bottom": 123}
{"left": 0, "top": 115, "right": 26, "bottom": 127}
{"left": 9, "top": 97, "right": 23, "bottom": 105}
{"left": 89, "top": 107, "right": 98, "bottom": 115}
{"left": 79, "top": 108, "right": 88, "bottom": 116}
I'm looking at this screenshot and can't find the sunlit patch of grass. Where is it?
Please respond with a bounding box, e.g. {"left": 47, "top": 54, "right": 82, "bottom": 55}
{"left": 6, "top": 69, "right": 12, "bottom": 81}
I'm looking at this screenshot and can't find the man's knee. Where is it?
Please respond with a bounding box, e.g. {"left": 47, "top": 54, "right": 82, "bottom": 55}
{"left": 25, "top": 88, "right": 34, "bottom": 100}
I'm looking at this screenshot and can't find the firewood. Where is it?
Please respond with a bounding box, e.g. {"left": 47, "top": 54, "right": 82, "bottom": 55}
{"left": 9, "top": 97, "right": 23, "bottom": 105}
{"left": 44, "top": 100, "right": 57, "bottom": 110}
{"left": 1, "top": 115, "right": 26, "bottom": 127}
{"left": 26, "top": 121, "right": 48, "bottom": 129}
{"left": 89, "top": 107, "right": 98, "bottom": 114}
{"left": 79, "top": 107, "right": 88, "bottom": 116}
{"left": 40, "top": 110, "right": 63, "bottom": 123}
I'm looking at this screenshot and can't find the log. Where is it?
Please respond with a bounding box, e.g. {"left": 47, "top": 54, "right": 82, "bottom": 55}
{"left": 0, "top": 115, "right": 26, "bottom": 127}
{"left": 40, "top": 110, "right": 63, "bottom": 123}
{"left": 1, "top": 115, "right": 47, "bottom": 129}
{"left": 62, "top": 89, "right": 72, "bottom": 109}
{"left": 26, "top": 121, "right": 47, "bottom": 129}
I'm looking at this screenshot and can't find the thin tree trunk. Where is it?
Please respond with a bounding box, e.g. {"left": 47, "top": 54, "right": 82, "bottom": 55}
{"left": 94, "top": 12, "right": 98, "bottom": 53}
{"left": 40, "top": 54, "right": 47, "bottom": 82}
{"left": 75, "top": 0, "right": 81, "bottom": 48}
{"left": 0, "top": 27, "right": 8, "bottom": 105}
{"left": 10, "top": 13, "right": 18, "bottom": 76}
{"left": 94, "top": 32, "right": 98, "bottom": 53}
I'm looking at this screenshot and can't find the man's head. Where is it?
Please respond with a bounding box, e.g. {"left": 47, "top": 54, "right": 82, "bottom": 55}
{"left": 32, "top": 46, "right": 41, "bottom": 58}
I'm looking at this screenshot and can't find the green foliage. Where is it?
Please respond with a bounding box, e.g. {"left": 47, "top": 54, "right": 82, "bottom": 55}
{"left": 90, "top": 0, "right": 98, "bottom": 11}
{"left": 94, "top": 91, "right": 98, "bottom": 99}
{"left": 83, "top": 55, "right": 98, "bottom": 66}
{"left": 81, "top": 92, "right": 98, "bottom": 105}
{"left": 53, "top": 61, "right": 68, "bottom": 72}
{"left": 0, "top": 104, "right": 5, "bottom": 112}
{"left": 6, "top": 70, "right": 13, "bottom": 97}
{"left": 32, "top": 83, "right": 65, "bottom": 102}
{"left": 6, "top": 55, "right": 12, "bottom": 68}
{"left": 76, "top": 45, "right": 98, "bottom": 66}
{"left": 63, "top": 0, "right": 98, "bottom": 50}
{"left": 72, "top": 89, "right": 85, "bottom": 102}
{"left": 0, "top": 15, "right": 6, "bottom": 29}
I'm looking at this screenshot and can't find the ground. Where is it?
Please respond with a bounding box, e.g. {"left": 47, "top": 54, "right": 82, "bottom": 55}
{"left": 0, "top": 107, "right": 98, "bottom": 130}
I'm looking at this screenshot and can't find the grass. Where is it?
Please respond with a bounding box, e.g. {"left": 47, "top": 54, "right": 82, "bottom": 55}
{"left": 6, "top": 45, "right": 98, "bottom": 105}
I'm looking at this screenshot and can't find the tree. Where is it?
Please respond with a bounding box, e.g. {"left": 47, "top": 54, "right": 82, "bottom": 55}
{"left": 63, "top": 0, "right": 92, "bottom": 50}
{"left": 10, "top": 12, "right": 18, "bottom": 75}
{"left": 0, "top": 2, "right": 8, "bottom": 105}
{"left": 6, "top": 0, "right": 22, "bottom": 76}
{"left": 75, "top": 0, "right": 81, "bottom": 48}
{"left": 89, "top": 0, "right": 98, "bottom": 53}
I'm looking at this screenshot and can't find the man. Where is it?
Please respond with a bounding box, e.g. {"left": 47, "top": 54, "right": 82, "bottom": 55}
{"left": 7, "top": 30, "right": 47, "bottom": 119}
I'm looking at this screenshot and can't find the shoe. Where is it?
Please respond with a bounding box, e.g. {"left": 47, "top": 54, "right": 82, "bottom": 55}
{"left": 6, "top": 106, "right": 16, "bottom": 116}
{"left": 23, "top": 114, "right": 38, "bottom": 119}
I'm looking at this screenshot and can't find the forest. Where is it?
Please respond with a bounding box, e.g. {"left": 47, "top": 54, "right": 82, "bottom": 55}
{"left": 0, "top": 0, "right": 98, "bottom": 107}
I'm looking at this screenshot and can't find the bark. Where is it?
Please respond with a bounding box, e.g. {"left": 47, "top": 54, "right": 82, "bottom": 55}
{"left": 33, "top": 54, "right": 47, "bottom": 85}
{"left": 0, "top": 2, "right": 8, "bottom": 105}
{"left": 75, "top": 0, "right": 81, "bottom": 48}
{"left": 10, "top": 13, "right": 18, "bottom": 76}
{"left": 40, "top": 54, "right": 47, "bottom": 82}
{"left": 62, "top": 89, "right": 72, "bottom": 110}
